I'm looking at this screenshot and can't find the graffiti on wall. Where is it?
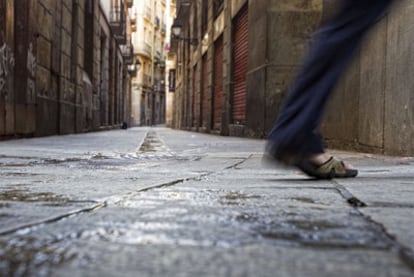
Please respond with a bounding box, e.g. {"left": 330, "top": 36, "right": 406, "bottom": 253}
{"left": 0, "top": 42, "right": 15, "bottom": 95}
{"left": 26, "top": 42, "right": 36, "bottom": 102}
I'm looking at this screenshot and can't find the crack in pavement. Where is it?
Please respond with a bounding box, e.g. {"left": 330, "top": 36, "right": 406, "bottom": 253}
{"left": 0, "top": 202, "right": 106, "bottom": 236}
{"left": 334, "top": 184, "right": 367, "bottom": 208}
{"left": 332, "top": 181, "right": 414, "bottom": 271}
{"left": 0, "top": 130, "right": 252, "bottom": 239}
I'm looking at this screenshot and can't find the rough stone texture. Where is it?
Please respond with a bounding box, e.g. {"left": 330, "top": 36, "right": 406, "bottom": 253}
{"left": 323, "top": 53, "right": 361, "bottom": 147}
{"left": 323, "top": 0, "right": 414, "bottom": 156}
{"left": 36, "top": 66, "right": 51, "bottom": 97}
{"left": 0, "top": 0, "right": 131, "bottom": 140}
{"left": 171, "top": 0, "right": 414, "bottom": 157}
{"left": 246, "top": 67, "right": 266, "bottom": 137}
{"left": 36, "top": 37, "right": 52, "bottom": 70}
{"left": 0, "top": 0, "right": 15, "bottom": 136}
{"left": 37, "top": 3, "right": 53, "bottom": 40}
{"left": 264, "top": 65, "right": 294, "bottom": 133}
{"left": 383, "top": 0, "right": 414, "bottom": 155}
{"left": 247, "top": 0, "right": 322, "bottom": 138}
{"left": 1, "top": 127, "right": 414, "bottom": 276}
{"left": 266, "top": 12, "right": 317, "bottom": 65}
{"left": 36, "top": 98, "right": 58, "bottom": 136}
{"left": 245, "top": 7, "right": 267, "bottom": 137}
{"left": 358, "top": 20, "right": 387, "bottom": 149}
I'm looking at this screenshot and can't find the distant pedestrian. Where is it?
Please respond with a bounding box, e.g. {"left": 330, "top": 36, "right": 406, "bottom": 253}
{"left": 265, "top": 0, "right": 395, "bottom": 179}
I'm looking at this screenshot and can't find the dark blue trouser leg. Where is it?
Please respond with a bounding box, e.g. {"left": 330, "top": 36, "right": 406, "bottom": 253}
{"left": 267, "top": 0, "right": 395, "bottom": 161}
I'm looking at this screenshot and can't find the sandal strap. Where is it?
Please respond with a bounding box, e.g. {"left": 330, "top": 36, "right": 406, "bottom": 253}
{"left": 316, "top": 157, "right": 347, "bottom": 175}
{"left": 296, "top": 156, "right": 358, "bottom": 179}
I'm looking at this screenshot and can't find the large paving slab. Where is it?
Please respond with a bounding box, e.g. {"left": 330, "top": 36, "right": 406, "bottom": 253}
{"left": 0, "top": 127, "right": 413, "bottom": 276}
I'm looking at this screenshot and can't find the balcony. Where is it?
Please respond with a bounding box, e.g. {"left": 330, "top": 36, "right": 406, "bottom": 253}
{"left": 135, "top": 42, "right": 152, "bottom": 59}
{"left": 120, "top": 42, "right": 134, "bottom": 64}
{"left": 126, "top": 0, "right": 133, "bottom": 8}
{"left": 110, "top": 0, "right": 127, "bottom": 44}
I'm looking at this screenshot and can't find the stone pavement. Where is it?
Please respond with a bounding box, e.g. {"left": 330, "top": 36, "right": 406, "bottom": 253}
{"left": 0, "top": 127, "right": 413, "bottom": 276}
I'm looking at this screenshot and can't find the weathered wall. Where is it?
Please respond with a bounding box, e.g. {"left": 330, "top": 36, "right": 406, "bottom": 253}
{"left": 246, "top": 0, "right": 322, "bottom": 137}
{"left": 36, "top": 0, "right": 59, "bottom": 136}
{"left": 323, "top": 0, "right": 414, "bottom": 155}
{"left": 173, "top": 0, "right": 322, "bottom": 137}
{"left": 247, "top": 0, "right": 414, "bottom": 156}
{"left": 0, "top": 0, "right": 130, "bottom": 140}
{"left": 100, "top": 15, "right": 111, "bottom": 127}
{"left": 0, "top": 0, "right": 15, "bottom": 137}
{"left": 383, "top": 1, "right": 414, "bottom": 155}
{"left": 321, "top": 0, "right": 362, "bottom": 151}
{"left": 172, "top": 0, "right": 414, "bottom": 156}
{"left": 9, "top": 0, "right": 38, "bottom": 136}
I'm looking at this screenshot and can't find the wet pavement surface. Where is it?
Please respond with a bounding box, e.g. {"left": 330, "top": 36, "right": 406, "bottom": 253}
{"left": 1, "top": 127, "right": 414, "bottom": 276}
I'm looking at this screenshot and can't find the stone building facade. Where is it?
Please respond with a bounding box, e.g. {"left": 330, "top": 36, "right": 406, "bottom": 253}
{"left": 129, "top": 0, "right": 168, "bottom": 127}
{"left": 170, "top": 0, "right": 414, "bottom": 156}
{"left": 0, "top": 0, "right": 134, "bottom": 139}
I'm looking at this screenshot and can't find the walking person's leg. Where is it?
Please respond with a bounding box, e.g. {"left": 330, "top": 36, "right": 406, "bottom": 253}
{"left": 265, "top": 0, "right": 395, "bottom": 178}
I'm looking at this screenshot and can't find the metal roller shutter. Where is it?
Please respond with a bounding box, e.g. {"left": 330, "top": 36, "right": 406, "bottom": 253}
{"left": 232, "top": 5, "right": 248, "bottom": 123}
{"left": 201, "top": 54, "right": 208, "bottom": 128}
{"left": 213, "top": 36, "right": 223, "bottom": 130}
{"left": 192, "top": 64, "right": 198, "bottom": 127}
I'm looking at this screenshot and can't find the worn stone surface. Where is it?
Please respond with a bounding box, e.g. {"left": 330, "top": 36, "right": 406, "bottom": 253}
{"left": 1, "top": 127, "right": 414, "bottom": 276}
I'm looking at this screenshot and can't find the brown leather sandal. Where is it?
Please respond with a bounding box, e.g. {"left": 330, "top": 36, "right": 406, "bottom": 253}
{"left": 296, "top": 157, "right": 358, "bottom": 179}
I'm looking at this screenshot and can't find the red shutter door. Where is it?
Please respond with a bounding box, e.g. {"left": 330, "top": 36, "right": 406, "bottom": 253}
{"left": 192, "top": 64, "right": 199, "bottom": 127}
{"left": 201, "top": 54, "right": 208, "bottom": 128}
{"left": 213, "top": 36, "right": 223, "bottom": 130}
{"left": 232, "top": 5, "right": 248, "bottom": 123}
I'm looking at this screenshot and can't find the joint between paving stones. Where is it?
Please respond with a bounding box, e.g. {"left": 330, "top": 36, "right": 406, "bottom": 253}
{"left": 333, "top": 181, "right": 414, "bottom": 272}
